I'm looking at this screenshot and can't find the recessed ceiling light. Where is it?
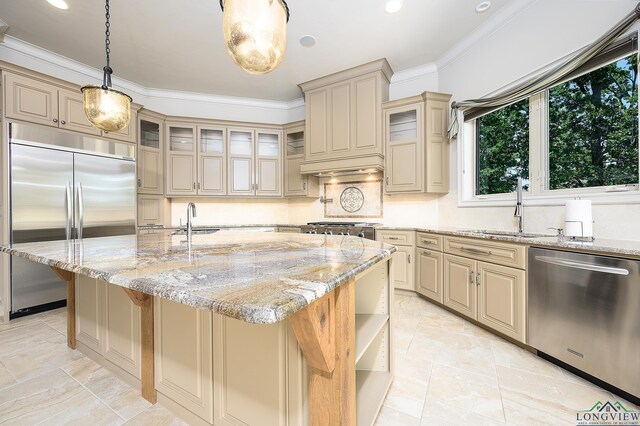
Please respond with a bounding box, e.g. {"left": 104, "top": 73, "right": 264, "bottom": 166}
{"left": 385, "top": 0, "right": 403, "bottom": 14}
{"left": 475, "top": 1, "right": 491, "bottom": 13}
{"left": 47, "top": 0, "right": 69, "bottom": 10}
{"left": 299, "top": 35, "right": 316, "bottom": 48}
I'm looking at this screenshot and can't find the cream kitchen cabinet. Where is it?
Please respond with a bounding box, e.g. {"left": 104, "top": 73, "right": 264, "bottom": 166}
{"left": 416, "top": 232, "right": 444, "bottom": 302}
{"left": 383, "top": 92, "right": 451, "bottom": 194}
{"left": 284, "top": 123, "right": 319, "bottom": 197}
{"left": 137, "top": 195, "right": 168, "bottom": 227}
{"left": 377, "top": 230, "right": 415, "bottom": 291}
{"left": 299, "top": 59, "right": 392, "bottom": 175}
{"left": 442, "top": 236, "right": 527, "bottom": 343}
{"left": 166, "top": 124, "right": 229, "bottom": 196}
{"left": 138, "top": 112, "right": 164, "bottom": 195}
{"left": 75, "top": 276, "right": 142, "bottom": 378}
{"left": 4, "top": 71, "right": 137, "bottom": 143}
{"left": 228, "top": 128, "right": 283, "bottom": 197}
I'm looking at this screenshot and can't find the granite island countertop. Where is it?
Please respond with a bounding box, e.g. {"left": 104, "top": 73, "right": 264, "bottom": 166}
{"left": 378, "top": 225, "right": 640, "bottom": 258}
{"left": 1, "top": 231, "right": 395, "bottom": 324}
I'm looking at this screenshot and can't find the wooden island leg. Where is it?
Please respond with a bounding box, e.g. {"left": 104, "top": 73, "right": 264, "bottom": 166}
{"left": 123, "top": 288, "right": 157, "bottom": 404}
{"left": 51, "top": 267, "right": 76, "bottom": 349}
{"left": 289, "top": 279, "right": 356, "bottom": 426}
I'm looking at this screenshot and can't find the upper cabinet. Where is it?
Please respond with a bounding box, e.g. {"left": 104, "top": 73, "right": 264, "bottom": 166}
{"left": 165, "top": 121, "right": 282, "bottom": 198}
{"left": 383, "top": 92, "right": 452, "bottom": 194}
{"left": 138, "top": 111, "right": 165, "bottom": 195}
{"left": 298, "top": 59, "right": 393, "bottom": 175}
{"left": 283, "top": 122, "right": 319, "bottom": 198}
{"left": 3, "top": 71, "right": 138, "bottom": 143}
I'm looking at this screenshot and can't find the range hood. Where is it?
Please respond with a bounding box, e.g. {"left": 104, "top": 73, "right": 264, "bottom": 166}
{"left": 299, "top": 154, "right": 384, "bottom": 176}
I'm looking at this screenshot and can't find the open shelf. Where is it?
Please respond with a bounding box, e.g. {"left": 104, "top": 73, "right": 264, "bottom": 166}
{"left": 355, "top": 314, "right": 389, "bottom": 363}
{"left": 356, "top": 370, "right": 393, "bottom": 426}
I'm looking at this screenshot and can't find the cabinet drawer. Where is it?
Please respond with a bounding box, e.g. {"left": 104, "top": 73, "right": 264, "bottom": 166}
{"left": 416, "top": 232, "right": 443, "bottom": 251}
{"left": 444, "top": 237, "right": 526, "bottom": 269}
{"left": 376, "top": 230, "right": 414, "bottom": 246}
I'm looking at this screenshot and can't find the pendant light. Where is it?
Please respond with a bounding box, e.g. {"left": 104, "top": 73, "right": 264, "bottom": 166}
{"left": 81, "top": 0, "right": 132, "bottom": 132}
{"left": 220, "top": 0, "right": 290, "bottom": 74}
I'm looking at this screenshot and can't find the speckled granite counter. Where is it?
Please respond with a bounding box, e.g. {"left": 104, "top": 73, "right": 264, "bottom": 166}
{"left": 378, "top": 225, "right": 640, "bottom": 258}
{"left": 1, "top": 231, "right": 395, "bottom": 324}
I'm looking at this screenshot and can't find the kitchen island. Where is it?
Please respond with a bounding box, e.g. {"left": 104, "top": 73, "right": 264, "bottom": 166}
{"left": 1, "top": 231, "right": 396, "bottom": 426}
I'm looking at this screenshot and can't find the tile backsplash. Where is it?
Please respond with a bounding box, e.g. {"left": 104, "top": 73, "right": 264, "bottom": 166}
{"left": 324, "top": 180, "right": 383, "bottom": 218}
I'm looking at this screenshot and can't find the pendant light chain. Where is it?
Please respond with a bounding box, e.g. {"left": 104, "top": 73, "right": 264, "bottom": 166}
{"left": 102, "top": 0, "right": 113, "bottom": 89}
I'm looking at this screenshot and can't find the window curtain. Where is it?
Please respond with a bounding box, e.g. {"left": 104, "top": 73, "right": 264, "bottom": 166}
{"left": 447, "top": 3, "right": 640, "bottom": 141}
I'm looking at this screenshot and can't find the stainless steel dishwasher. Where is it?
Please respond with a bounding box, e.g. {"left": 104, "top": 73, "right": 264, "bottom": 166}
{"left": 528, "top": 247, "right": 640, "bottom": 401}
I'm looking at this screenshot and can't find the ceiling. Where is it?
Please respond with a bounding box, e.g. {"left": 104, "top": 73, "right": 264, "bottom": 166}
{"left": 0, "top": 0, "right": 511, "bottom": 101}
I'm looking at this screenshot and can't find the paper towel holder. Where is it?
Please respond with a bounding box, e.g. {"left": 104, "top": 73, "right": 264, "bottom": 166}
{"left": 565, "top": 220, "right": 595, "bottom": 242}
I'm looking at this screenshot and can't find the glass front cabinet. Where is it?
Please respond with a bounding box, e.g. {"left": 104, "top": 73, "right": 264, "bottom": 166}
{"left": 138, "top": 113, "right": 165, "bottom": 195}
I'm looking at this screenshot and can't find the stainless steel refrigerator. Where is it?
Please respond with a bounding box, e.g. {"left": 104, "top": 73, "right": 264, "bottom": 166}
{"left": 9, "top": 123, "right": 136, "bottom": 318}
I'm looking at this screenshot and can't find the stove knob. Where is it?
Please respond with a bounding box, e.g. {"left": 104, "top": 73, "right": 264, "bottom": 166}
{"left": 358, "top": 231, "right": 365, "bottom": 238}
{"left": 345, "top": 230, "right": 351, "bottom": 236}
{"left": 325, "top": 229, "right": 333, "bottom": 235}
{"left": 338, "top": 231, "right": 345, "bottom": 236}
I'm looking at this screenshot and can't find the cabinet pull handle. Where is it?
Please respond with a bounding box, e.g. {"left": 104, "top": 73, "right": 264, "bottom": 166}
{"left": 386, "top": 176, "right": 389, "bottom": 185}
{"left": 303, "top": 181, "right": 306, "bottom": 191}
{"left": 476, "top": 273, "right": 481, "bottom": 286}
{"left": 198, "top": 182, "right": 201, "bottom": 190}
{"left": 460, "top": 246, "right": 492, "bottom": 256}
{"left": 421, "top": 239, "right": 434, "bottom": 244}
{"left": 422, "top": 250, "right": 432, "bottom": 256}
{"left": 469, "top": 271, "right": 474, "bottom": 284}
{"left": 408, "top": 254, "right": 411, "bottom": 264}
{"left": 53, "top": 118, "right": 58, "bottom": 123}
{"left": 137, "top": 178, "right": 141, "bottom": 187}
{"left": 387, "top": 236, "right": 400, "bottom": 240}
{"left": 193, "top": 182, "right": 196, "bottom": 190}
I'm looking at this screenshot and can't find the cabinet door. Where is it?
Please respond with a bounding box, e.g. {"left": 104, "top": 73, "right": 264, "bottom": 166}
{"left": 477, "top": 262, "right": 526, "bottom": 342}
{"left": 138, "top": 148, "right": 163, "bottom": 194}
{"left": 227, "top": 129, "right": 254, "bottom": 196}
{"left": 103, "top": 109, "right": 137, "bottom": 143}
{"left": 384, "top": 104, "right": 424, "bottom": 193}
{"left": 155, "top": 299, "right": 214, "bottom": 423}
{"left": 4, "top": 72, "right": 59, "bottom": 127}
{"left": 103, "top": 284, "right": 141, "bottom": 378}
{"left": 330, "top": 83, "right": 351, "bottom": 154}
{"left": 353, "top": 75, "right": 379, "bottom": 152}
{"left": 306, "top": 90, "right": 328, "bottom": 158}
{"left": 76, "top": 275, "right": 104, "bottom": 354}
{"left": 137, "top": 195, "right": 164, "bottom": 226}
{"left": 58, "top": 90, "right": 102, "bottom": 135}
{"left": 416, "top": 249, "right": 443, "bottom": 303}
{"left": 425, "top": 98, "right": 450, "bottom": 193}
{"left": 284, "top": 156, "right": 305, "bottom": 196}
{"left": 166, "top": 125, "right": 197, "bottom": 196}
{"left": 138, "top": 118, "right": 164, "bottom": 195}
{"left": 198, "top": 127, "right": 226, "bottom": 195}
{"left": 443, "top": 254, "right": 476, "bottom": 319}
{"left": 391, "top": 245, "right": 415, "bottom": 291}
{"left": 256, "top": 130, "right": 282, "bottom": 197}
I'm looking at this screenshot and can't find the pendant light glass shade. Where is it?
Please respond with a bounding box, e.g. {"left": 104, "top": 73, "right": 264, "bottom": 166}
{"left": 221, "top": 0, "right": 289, "bottom": 74}
{"left": 81, "top": 85, "right": 132, "bottom": 132}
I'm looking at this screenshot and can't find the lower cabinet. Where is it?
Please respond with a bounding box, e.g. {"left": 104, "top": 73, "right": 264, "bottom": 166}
{"left": 390, "top": 245, "right": 414, "bottom": 291}
{"left": 75, "top": 276, "right": 142, "bottom": 378}
{"left": 416, "top": 249, "right": 443, "bottom": 303}
{"left": 442, "top": 253, "right": 526, "bottom": 342}
{"left": 155, "top": 298, "right": 214, "bottom": 423}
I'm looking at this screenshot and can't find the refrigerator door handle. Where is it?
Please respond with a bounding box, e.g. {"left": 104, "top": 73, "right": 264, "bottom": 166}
{"left": 77, "top": 182, "right": 84, "bottom": 239}
{"left": 65, "top": 181, "right": 72, "bottom": 239}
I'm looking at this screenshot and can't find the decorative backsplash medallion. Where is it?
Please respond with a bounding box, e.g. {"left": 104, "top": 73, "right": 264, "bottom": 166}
{"left": 324, "top": 180, "right": 383, "bottom": 218}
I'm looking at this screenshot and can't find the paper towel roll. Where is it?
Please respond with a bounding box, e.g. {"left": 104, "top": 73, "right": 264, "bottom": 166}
{"left": 565, "top": 199, "right": 593, "bottom": 237}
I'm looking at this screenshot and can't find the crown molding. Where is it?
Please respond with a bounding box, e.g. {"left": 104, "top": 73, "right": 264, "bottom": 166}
{"left": 391, "top": 62, "right": 438, "bottom": 84}
{"left": 0, "top": 35, "right": 304, "bottom": 111}
{"left": 435, "top": 0, "right": 539, "bottom": 71}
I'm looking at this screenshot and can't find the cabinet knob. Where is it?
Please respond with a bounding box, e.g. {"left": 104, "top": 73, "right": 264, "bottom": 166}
{"left": 60, "top": 120, "right": 66, "bottom": 125}
{"left": 53, "top": 118, "right": 58, "bottom": 123}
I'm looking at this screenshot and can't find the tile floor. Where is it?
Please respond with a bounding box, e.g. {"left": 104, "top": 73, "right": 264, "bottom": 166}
{"left": 0, "top": 294, "right": 637, "bottom": 425}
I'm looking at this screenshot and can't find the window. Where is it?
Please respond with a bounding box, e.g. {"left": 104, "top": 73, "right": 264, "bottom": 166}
{"left": 548, "top": 54, "right": 638, "bottom": 190}
{"left": 476, "top": 99, "right": 529, "bottom": 195}
{"left": 467, "top": 47, "right": 639, "bottom": 202}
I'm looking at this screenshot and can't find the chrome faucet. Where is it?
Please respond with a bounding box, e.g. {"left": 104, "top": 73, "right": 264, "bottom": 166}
{"left": 186, "top": 202, "right": 197, "bottom": 240}
{"left": 514, "top": 177, "right": 524, "bottom": 236}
